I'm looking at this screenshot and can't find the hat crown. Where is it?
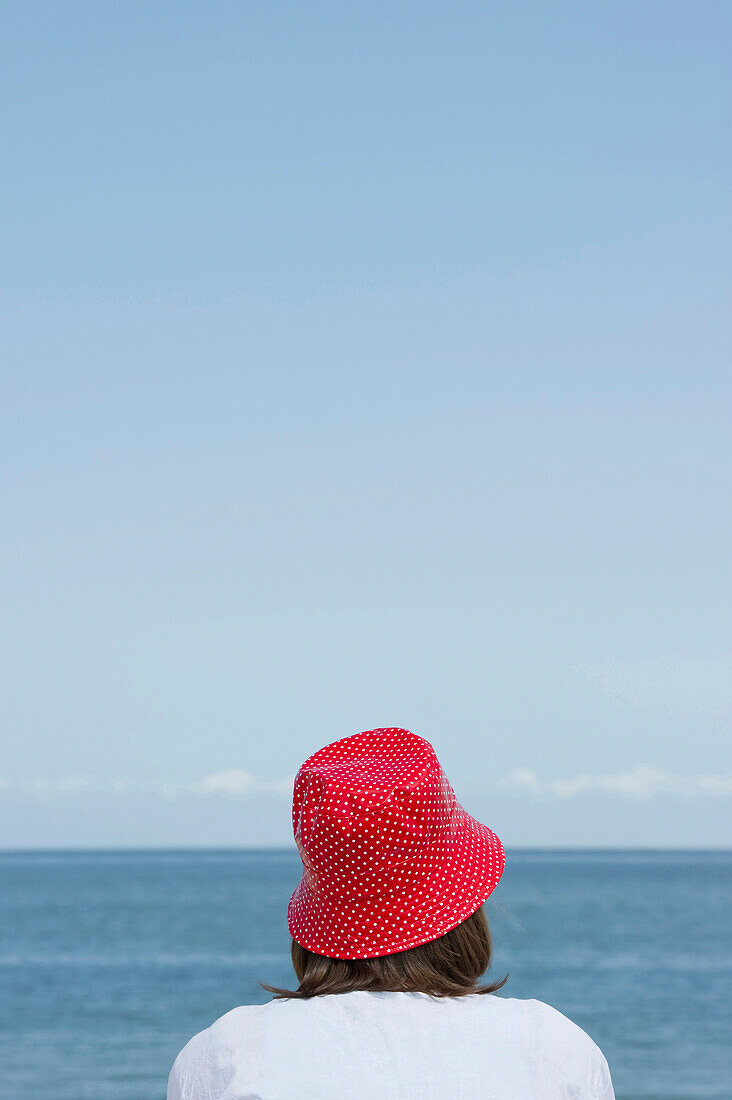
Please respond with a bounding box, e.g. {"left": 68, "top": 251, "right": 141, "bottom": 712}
{"left": 292, "top": 728, "right": 456, "bottom": 902}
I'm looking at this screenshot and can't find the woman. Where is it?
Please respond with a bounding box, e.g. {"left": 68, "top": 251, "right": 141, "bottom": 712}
{"left": 168, "top": 727, "right": 615, "bottom": 1098}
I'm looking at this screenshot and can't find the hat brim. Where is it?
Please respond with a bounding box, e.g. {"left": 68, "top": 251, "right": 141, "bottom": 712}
{"left": 287, "top": 806, "right": 505, "bottom": 960}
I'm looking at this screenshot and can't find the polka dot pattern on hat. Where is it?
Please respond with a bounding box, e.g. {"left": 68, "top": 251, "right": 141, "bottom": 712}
{"left": 287, "top": 727, "right": 506, "bottom": 959}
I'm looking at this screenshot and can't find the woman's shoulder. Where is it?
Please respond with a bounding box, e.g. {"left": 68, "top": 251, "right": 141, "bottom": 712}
{"left": 495, "top": 996, "right": 606, "bottom": 1052}
{"left": 495, "top": 997, "right": 613, "bottom": 1095}
{"left": 167, "top": 1005, "right": 265, "bottom": 1100}
{"left": 496, "top": 994, "right": 595, "bottom": 1029}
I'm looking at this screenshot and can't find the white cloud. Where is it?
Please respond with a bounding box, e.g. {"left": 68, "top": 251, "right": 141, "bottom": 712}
{"left": 501, "top": 767, "right": 542, "bottom": 795}
{"left": 55, "top": 775, "right": 95, "bottom": 792}
{"left": 191, "top": 770, "right": 294, "bottom": 799}
{"left": 1, "top": 771, "right": 294, "bottom": 801}
{"left": 263, "top": 773, "right": 296, "bottom": 797}
{"left": 500, "top": 765, "right": 732, "bottom": 800}
{"left": 194, "top": 769, "right": 259, "bottom": 797}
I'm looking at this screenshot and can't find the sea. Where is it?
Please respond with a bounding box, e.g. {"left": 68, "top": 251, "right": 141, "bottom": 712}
{"left": 0, "top": 849, "right": 729, "bottom": 1099}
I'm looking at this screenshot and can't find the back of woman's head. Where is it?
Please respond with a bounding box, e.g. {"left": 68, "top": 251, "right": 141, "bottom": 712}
{"left": 262, "top": 904, "right": 508, "bottom": 999}
{"left": 271, "top": 728, "right": 507, "bottom": 998}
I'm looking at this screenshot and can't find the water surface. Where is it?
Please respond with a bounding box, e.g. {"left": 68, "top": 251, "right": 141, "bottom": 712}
{"left": 0, "top": 849, "right": 729, "bottom": 1099}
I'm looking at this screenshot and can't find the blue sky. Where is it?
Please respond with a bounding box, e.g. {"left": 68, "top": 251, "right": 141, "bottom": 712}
{"left": 1, "top": 1, "right": 730, "bottom": 846}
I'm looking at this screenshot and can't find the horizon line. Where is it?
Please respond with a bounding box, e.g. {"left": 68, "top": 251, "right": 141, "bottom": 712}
{"left": 1, "top": 844, "right": 730, "bottom": 854}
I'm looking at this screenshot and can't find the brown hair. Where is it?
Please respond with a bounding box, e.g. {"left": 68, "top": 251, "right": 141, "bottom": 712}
{"left": 261, "top": 905, "right": 508, "bottom": 999}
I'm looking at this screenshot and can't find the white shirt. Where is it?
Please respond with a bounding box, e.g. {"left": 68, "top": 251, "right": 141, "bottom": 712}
{"left": 167, "top": 990, "right": 615, "bottom": 1099}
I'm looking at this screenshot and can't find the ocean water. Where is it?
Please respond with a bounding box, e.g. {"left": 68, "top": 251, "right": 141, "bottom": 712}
{"left": 0, "top": 849, "right": 729, "bottom": 1099}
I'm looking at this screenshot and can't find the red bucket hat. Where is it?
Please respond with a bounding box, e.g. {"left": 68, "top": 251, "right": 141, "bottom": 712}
{"left": 287, "top": 727, "right": 505, "bottom": 959}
